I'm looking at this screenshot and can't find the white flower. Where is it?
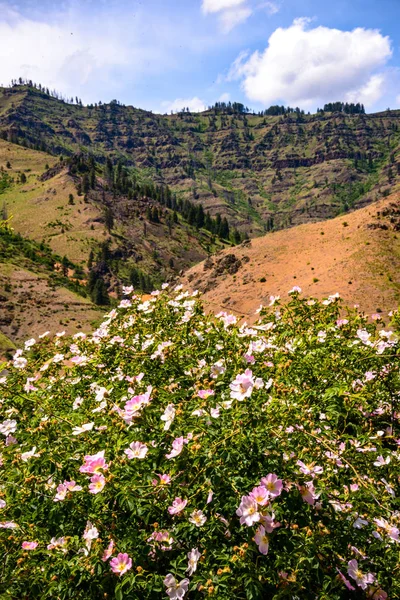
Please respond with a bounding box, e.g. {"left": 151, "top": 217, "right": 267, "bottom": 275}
{"left": 187, "top": 548, "right": 201, "bottom": 576}
{"left": 210, "top": 359, "right": 225, "bottom": 379}
{"left": 52, "top": 354, "right": 65, "bottom": 363}
{"left": 72, "top": 396, "right": 84, "bottom": 410}
{"left": 163, "top": 574, "right": 189, "bottom": 599}
{"left": 21, "top": 446, "right": 40, "bottom": 462}
{"left": 189, "top": 510, "right": 207, "bottom": 527}
{"left": 353, "top": 517, "right": 368, "bottom": 529}
{"left": 374, "top": 455, "right": 390, "bottom": 467}
{"left": 13, "top": 357, "right": 27, "bottom": 369}
{"left": 161, "top": 404, "right": 176, "bottom": 431}
{"left": 0, "top": 419, "right": 17, "bottom": 436}
{"left": 83, "top": 521, "right": 99, "bottom": 550}
{"left": 24, "top": 338, "right": 36, "bottom": 349}
{"left": 72, "top": 423, "right": 94, "bottom": 436}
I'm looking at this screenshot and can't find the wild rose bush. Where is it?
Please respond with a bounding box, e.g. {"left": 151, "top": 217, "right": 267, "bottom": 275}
{"left": 0, "top": 286, "right": 399, "bottom": 599}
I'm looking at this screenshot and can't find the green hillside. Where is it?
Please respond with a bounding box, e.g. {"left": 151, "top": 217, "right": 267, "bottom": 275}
{"left": 1, "top": 84, "right": 400, "bottom": 235}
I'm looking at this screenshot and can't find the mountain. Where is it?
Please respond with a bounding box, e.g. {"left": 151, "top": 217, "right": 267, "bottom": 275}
{"left": 181, "top": 194, "right": 400, "bottom": 319}
{"left": 2, "top": 84, "right": 400, "bottom": 237}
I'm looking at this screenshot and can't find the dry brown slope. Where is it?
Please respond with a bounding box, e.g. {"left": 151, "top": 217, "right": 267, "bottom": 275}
{"left": 182, "top": 195, "right": 400, "bottom": 319}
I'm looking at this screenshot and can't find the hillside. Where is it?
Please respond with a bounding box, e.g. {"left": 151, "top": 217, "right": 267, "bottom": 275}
{"left": 0, "top": 223, "right": 102, "bottom": 354}
{"left": 2, "top": 85, "right": 400, "bottom": 236}
{"left": 0, "top": 138, "right": 230, "bottom": 289}
{"left": 181, "top": 194, "right": 400, "bottom": 319}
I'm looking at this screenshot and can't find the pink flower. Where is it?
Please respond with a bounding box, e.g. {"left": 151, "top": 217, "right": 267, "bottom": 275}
{"left": 110, "top": 553, "right": 132, "bottom": 576}
{"left": 152, "top": 473, "right": 171, "bottom": 486}
{"left": 374, "top": 517, "right": 399, "bottom": 542}
{"left": 336, "top": 569, "right": 355, "bottom": 590}
{"left": 54, "top": 483, "right": 68, "bottom": 502}
{"left": 163, "top": 574, "right": 190, "bottom": 599}
{"left": 369, "top": 589, "right": 388, "bottom": 599}
{"left": 297, "top": 460, "right": 323, "bottom": 477}
{"left": 21, "top": 541, "right": 38, "bottom": 550}
{"left": 299, "top": 481, "right": 320, "bottom": 506}
{"left": 336, "top": 319, "right": 349, "bottom": 327}
{"left": 124, "top": 441, "right": 148, "bottom": 459}
{"left": 102, "top": 540, "right": 115, "bottom": 561}
{"left": 89, "top": 474, "right": 106, "bottom": 494}
{"left": 260, "top": 473, "right": 283, "bottom": 499}
{"left": 250, "top": 486, "right": 269, "bottom": 506}
{"left": 230, "top": 369, "right": 255, "bottom": 401}
{"left": 244, "top": 353, "right": 255, "bottom": 364}
{"left": 79, "top": 450, "right": 108, "bottom": 474}
{"left": 260, "top": 512, "right": 281, "bottom": 533}
{"left": 347, "top": 559, "right": 375, "bottom": 590}
{"left": 166, "top": 436, "right": 187, "bottom": 459}
{"left": 168, "top": 497, "right": 188, "bottom": 515}
{"left": 148, "top": 530, "right": 174, "bottom": 550}
{"left": 254, "top": 525, "right": 269, "bottom": 555}
{"left": 54, "top": 480, "right": 82, "bottom": 502}
{"left": 197, "top": 389, "right": 215, "bottom": 399}
{"left": 236, "top": 495, "right": 260, "bottom": 526}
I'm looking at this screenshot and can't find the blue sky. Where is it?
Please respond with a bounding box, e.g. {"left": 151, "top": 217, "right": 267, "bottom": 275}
{"left": 1, "top": 0, "right": 400, "bottom": 113}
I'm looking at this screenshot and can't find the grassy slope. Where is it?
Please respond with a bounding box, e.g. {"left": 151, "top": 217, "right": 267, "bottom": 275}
{"left": 0, "top": 139, "right": 218, "bottom": 280}
{"left": 2, "top": 85, "right": 400, "bottom": 235}
{"left": 181, "top": 194, "right": 400, "bottom": 319}
{"left": 0, "top": 140, "right": 107, "bottom": 264}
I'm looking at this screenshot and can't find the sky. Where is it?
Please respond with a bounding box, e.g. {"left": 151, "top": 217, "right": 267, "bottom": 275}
{"left": 1, "top": 0, "right": 400, "bottom": 114}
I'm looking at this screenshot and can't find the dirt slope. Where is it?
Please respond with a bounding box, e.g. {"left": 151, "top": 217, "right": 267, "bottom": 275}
{"left": 181, "top": 195, "right": 400, "bottom": 319}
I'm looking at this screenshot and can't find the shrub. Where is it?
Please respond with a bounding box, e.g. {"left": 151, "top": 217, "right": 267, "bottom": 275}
{"left": 0, "top": 288, "right": 399, "bottom": 599}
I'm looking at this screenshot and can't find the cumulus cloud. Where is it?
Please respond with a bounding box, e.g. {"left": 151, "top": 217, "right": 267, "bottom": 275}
{"left": 161, "top": 97, "right": 207, "bottom": 113}
{"left": 229, "top": 18, "right": 392, "bottom": 108}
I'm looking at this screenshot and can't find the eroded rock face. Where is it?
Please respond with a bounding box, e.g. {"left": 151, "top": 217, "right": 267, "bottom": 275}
{"left": 367, "top": 200, "right": 400, "bottom": 231}
{"left": 214, "top": 254, "right": 242, "bottom": 276}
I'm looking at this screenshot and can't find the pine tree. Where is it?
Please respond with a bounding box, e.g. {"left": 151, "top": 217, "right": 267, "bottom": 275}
{"left": 92, "top": 278, "right": 110, "bottom": 305}
{"left": 82, "top": 174, "right": 90, "bottom": 195}
{"left": 104, "top": 207, "right": 114, "bottom": 233}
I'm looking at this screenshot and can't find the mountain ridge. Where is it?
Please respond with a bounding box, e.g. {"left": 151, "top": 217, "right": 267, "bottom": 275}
{"left": 2, "top": 84, "right": 400, "bottom": 236}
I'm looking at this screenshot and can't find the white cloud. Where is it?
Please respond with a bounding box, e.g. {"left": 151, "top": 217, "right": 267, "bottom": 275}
{"left": 0, "top": 3, "right": 214, "bottom": 105}
{"left": 202, "top": 0, "right": 247, "bottom": 14}
{"left": 162, "top": 97, "right": 207, "bottom": 113}
{"left": 202, "top": 0, "right": 253, "bottom": 32}
{"left": 261, "top": 1, "right": 280, "bottom": 15}
{"left": 219, "top": 7, "right": 252, "bottom": 33}
{"left": 229, "top": 18, "right": 392, "bottom": 108}
{"left": 346, "top": 74, "right": 386, "bottom": 107}
{"left": 0, "top": 6, "right": 133, "bottom": 101}
{"left": 219, "top": 92, "right": 231, "bottom": 102}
